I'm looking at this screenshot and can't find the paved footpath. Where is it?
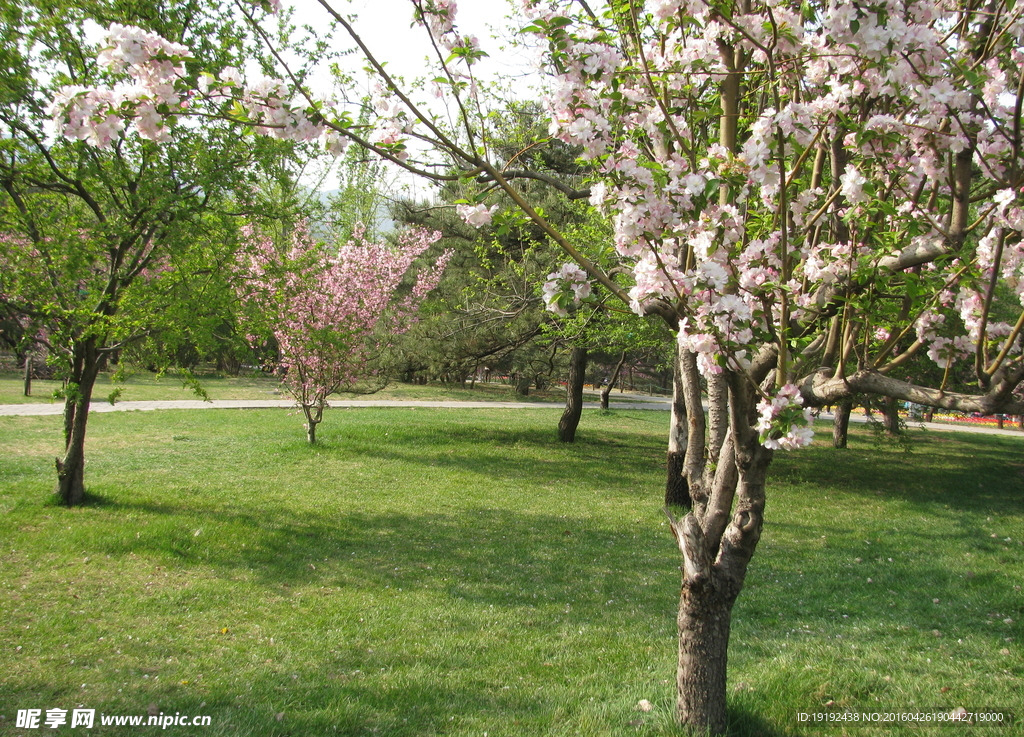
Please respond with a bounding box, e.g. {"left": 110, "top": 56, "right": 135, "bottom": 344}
{"left": 0, "top": 395, "right": 672, "bottom": 417}
{"left": 1, "top": 394, "right": 1021, "bottom": 439}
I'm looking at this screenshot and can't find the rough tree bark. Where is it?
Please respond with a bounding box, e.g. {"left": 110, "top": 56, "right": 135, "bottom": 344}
{"left": 832, "top": 398, "right": 853, "bottom": 448}
{"left": 882, "top": 396, "right": 901, "bottom": 437}
{"left": 599, "top": 349, "right": 626, "bottom": 411}
{"left": 55, "top": 339, "right": 102, "bottom": 506}
{"left": 665, "top": 342, "right": 691, "bottom": 507}
{"left": 557, "top": 346, "right": 587, "bottom": 443}
{"left": 23, "top": 355, "right": 32, "bottom": 397}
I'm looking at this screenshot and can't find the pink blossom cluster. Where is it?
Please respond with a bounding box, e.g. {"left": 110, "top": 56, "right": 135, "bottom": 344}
{"left": 755, "top": 384, "right": 815, "bottom": 451}
{"left": 455, "top": 203, "right": 498, "bottom": 228}
{"left": 412, "top": 0, "right": 482, "bottom": 60}
{"left": 50, "top": 23, "right": 346, "bottom": 156}
{"left": 542, "top": 262, "right": 592, "bottom": 317}
{"left": 47, "top": 23, "right": 189, "bottom": 145}
{"left": 414, "top": 0, "right": 459, "bottom": 49}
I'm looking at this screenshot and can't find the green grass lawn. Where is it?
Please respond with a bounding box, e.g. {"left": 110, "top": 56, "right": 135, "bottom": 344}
{"left": 0, "top": 370, "right": 570, "bottom": 406}
{"left": 0, "top": 409, "right": 1020, "bottom": 736}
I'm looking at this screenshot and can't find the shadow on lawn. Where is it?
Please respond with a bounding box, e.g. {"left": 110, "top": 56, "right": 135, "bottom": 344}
{"left": 66, "top": 501, "right": 696, "bottom": 735}
{"left": 86, "top": 420, "right": 1022, "bottom": 642}
{"left": 10, "top": 414, "right": 1021, "bottom": 736}
{"left": 94, "top": 498, "right": 678, "bottom": 615}
{"left": 774, "top": 427, "right": 1024, "bottom": 515}
{"left": 89, "top": 478, "right": 1018, "bottom": 729}
{"left": 329, "top": 411, "right": 668, "bottom": 492}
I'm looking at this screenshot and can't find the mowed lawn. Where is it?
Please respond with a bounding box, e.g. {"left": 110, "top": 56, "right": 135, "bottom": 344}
{"left": 0, "top": 407, "right": 1021, "bottom": 736}
{"left": 0, "top": 371, "right": 569, "bottom": 405}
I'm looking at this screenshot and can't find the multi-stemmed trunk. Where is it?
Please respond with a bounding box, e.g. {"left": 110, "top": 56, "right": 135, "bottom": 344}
{"left": 301, "top": 401, "right": 326, "bottom": 445}
{"left": 558, "top": 346, "right": 587, "bottom": 443}
{"left": 665, "top": 349, "right": 775, "bottom": 734}
{"left": 55, "top": 339, "right": 103, "bottom": 506}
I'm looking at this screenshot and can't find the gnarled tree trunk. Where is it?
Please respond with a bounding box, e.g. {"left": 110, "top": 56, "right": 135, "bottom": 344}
{"left": 558, "top": 346, "right": 587, "bottom": 443}
{"left": 665, "top": 349, "right": 774, "bottom": 734}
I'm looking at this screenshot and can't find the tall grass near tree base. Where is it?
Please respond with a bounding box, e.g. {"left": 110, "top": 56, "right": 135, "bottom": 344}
{"left": 0, "top": 408, "right": 1021, "bottom": 736}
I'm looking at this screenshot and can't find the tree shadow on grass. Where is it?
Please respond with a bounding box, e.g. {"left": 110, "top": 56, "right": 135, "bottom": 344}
{"left": 327, "top": 415, "right": 668, "bottom": 494}
{"left": 727, "top": 704, "right": 792, "bottom": 737}
{"left": 774, "top": 427, "right": 1024, "bottom": 515}
{"left": 5, "top": 501, "right": 691, "bottom": 736}
{"left": 91, "top": 500, "right": 678, "bottom": 616}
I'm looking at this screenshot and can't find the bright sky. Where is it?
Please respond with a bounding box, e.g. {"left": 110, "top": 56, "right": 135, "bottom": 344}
{"left": 288, "top": 0, "right": 534, "bottom": 81}
{"left": 283, "top": 0, "right": 541, "bottom": 194}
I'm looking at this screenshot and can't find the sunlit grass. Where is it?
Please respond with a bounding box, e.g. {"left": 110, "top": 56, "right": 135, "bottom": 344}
{"left": 0, "top": 409, "right": 1020, "bottom": 736}
{"left": 0, "top": 370, "right": 572, "bottom": 406}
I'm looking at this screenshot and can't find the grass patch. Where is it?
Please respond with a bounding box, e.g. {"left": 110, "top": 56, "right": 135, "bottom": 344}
{"left": 0, "top": 370, "right": 569, "bottom": 406}
{"left": 0, "top": 410, "right": 1020, "bottom": 736}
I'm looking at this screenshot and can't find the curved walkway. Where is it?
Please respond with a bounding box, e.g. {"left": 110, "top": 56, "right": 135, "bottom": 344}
{"left": 1, "top": 395, "right": 1021, "bottom": 439}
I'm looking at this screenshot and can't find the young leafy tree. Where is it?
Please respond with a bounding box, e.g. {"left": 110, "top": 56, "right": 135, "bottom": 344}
{"left": 239, "top": 222, "right": 449, "bottom": 444}
{"left": 0, "top": 0, "right": 306, "bottom": 505}
{"left": 49, "top": 0, "right": 1024, "bottom": 732}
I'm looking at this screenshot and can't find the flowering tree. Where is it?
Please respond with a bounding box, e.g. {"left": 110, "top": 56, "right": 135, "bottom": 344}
{"left": 49, "top": 0, "right": 1024, "bottom": 731}
{"left": 240, "top": 223, "right": 449, "bottom": 444}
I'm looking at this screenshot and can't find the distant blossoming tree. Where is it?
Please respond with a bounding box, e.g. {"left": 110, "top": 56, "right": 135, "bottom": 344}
{"left": 240, "top": 223, "right": 450, "bottom": 444}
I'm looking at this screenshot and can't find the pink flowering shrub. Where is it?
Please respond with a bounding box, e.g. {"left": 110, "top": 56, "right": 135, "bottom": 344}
{"left": 240, "top": 222, "right": 449, "bottom": 442}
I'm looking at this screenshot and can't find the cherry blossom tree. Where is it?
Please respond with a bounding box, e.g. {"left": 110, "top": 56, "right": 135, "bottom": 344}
{"left": 48, "top": 0, "right": 1024, "bottom": 731}
{"left": 240, "top": 222, "right": 449, "bottom": 444}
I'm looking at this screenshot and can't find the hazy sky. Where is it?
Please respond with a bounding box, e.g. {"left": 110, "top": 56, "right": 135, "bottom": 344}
{"left": 283, "top": 0, "right": 540, "bottom": 194}
{"left": 287, "top": 0, "right": 534, "bottom": 89}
